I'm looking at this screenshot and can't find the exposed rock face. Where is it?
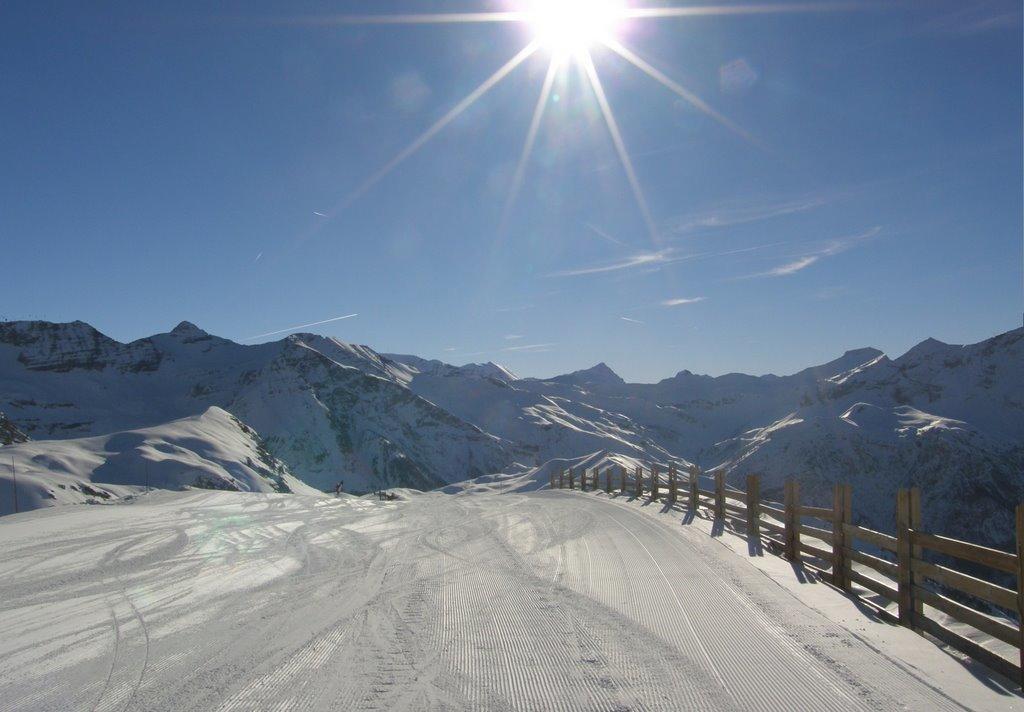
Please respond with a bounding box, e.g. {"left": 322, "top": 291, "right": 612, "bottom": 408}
{"left": 0, "top": 412, "right": 27, "bottom": 446}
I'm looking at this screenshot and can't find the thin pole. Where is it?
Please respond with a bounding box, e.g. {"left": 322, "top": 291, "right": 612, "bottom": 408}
{"left": 1015, "top": 503, "right": 1023, "bottom": 686}
{"left": 11, "top": 456, "right": 17, "bottom": 514}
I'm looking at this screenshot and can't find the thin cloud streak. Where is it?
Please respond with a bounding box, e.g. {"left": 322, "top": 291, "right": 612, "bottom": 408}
{"left": 736, "top": 226, "right": 882, "bottom": 279}
{"left": 548, "top": 241, "right": 786, "bottom": 278}
{"left": 919, "top": 2, "right": 1021, "bottom": 35}
{"left": 547, "top": 249, "right": 676, "bottom": 277}
{"left": 585, "top": 223, "right": 627, "bottom": 247}
{"left": 764, "top": 255, "right": 820, "bottom": 277}
{"left": 504, "top": 334, "right": 525, "bottom": 341}
{"left": 667, "top": 196, "right": 828, "bottom": 235}
{"left": 504, "top": 342, "right": 556, "bottom": 352}
{"left": 620, "top": 316, "right": 645, "bottom": 324}
{"left": 661, "top": 297, "right": 706, "bottom": 306}
{"left": 456, "top": 342, "right": 556, "bottom": 358}
{"left": 244, "top": 313, "right": 358, "bottom": 341}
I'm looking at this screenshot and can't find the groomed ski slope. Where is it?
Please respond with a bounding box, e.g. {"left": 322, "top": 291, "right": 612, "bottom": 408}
{"left": 0, "top": 489, "right": 1016, "bottom": 711}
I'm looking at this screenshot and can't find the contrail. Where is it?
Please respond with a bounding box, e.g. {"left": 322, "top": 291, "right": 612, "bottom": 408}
{"left": 244, "top": 313, "right": 358, "bottom": 340}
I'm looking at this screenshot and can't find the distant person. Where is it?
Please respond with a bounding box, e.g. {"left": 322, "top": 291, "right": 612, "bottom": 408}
{"left": 333, "top": 481, "right": 344, "bottom": 497}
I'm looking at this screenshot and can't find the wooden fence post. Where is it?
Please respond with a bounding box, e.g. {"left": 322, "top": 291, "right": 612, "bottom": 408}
{"left": 896, "top": 488, "right": 914, "bottom": 627}
{"left": 910, "top": 487, "right": 922, "bottom": 618}
{"left": 668, "top": 466, "right": 677, "bottom": 503}
{"left": 1016, "top": 503, "right": 1024, "bottom": 686}
{"left": 784, "top": 479, "right": 800, "bottom": 562}
{"left": 747, "top": 474, "right": 760, "bottom": 540}
{"left": 569, "top": 468, "right": 575, "bottom": 490}
{"left": 559, "top": 469, "right": 564, "bottom": 489}
{"left": 651, "top": 465, "right": 660, "bottom": 499}
{"left": 714, "top": 470, "right": 725, "bottom": 521}
{"left": 689, "top": 465, "right": 698, "bottom": 511}
{"left": 786, "top": 481, "right": 794, "bottom": 561}
{"left": 832, "top": 483, "right": 852, "bottom": 590}
{"left": 635, "top": 466, "right": 643, "bottom": 498}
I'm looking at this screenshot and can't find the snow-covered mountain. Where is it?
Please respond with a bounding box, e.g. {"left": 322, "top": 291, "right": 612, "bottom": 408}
{"left": 0, "top": 320, "right": 516, "bottom": 493}
{"left": 1, "top": 318, "right": 1021, "bottom": 548}
{"left": 0, "top": 407, "right": 320, "bottom": 515}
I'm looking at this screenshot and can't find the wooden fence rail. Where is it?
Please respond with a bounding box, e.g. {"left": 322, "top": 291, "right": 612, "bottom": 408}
{"left": 551, "top": 465, "right": 1024, "bottom": 685}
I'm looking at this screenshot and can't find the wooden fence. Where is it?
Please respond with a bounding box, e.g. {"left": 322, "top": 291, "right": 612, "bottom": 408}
{"left": 550, "top": 464, "right": 1024, "bottom": 685}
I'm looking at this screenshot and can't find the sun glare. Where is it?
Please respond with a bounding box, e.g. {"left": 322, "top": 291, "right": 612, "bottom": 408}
{"left": 527, "top": 0, "right": 625, "bottom": 56}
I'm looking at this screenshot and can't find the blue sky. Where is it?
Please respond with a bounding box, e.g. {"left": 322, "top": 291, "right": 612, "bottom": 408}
{"left": 2, "top": 1, "right": 1021, "bottom": 381}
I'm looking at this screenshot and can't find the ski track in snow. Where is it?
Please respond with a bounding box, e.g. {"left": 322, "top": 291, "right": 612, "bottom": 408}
{"left": 0, "top": 489, "right": 999, "bottom": 711}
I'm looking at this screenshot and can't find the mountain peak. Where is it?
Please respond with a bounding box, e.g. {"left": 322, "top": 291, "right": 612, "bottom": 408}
{"left": 899, "top": 336, "right": 951, "bottom": 363}
{"left": 459, "top": 361, "right": 519, "bottom": 382}
{"left": 553, "top": 362, "right": 625, "bottom": 387}
{"left": 170, "top": 321, "right": 208, "bottom": 337}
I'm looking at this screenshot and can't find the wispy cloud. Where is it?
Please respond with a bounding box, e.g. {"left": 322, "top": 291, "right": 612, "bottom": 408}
{"left": 764, "top": 255, "right": 820, "bottom": 277}
{"left": 737, "top": 226, "right": 882, "bottom": 279}
{"left": 920, "top": 1, "right": 1020, "bottom": 35}
{"left": 548, "top": 241, "right": 785, "bottom": 279}
{"left": 254, "top": 251, "right": 263, "bottom": 263}
{"left": 620, "top": 316, "right": 645, "bottom": 324}
{"left": 313, "top": 211, "right": 327, "bottom": 217}
{"left": 244, "top": 313, "right": 358, "bottom": 341}
{"left": 661, "top": 297, "right": 706, "bottom": 307}
{"left": 443, "top": 347, "right": 457, "bottom": 352}
{"left": 456, "top": 341, "right": 556, "bottom": 358}
{"left": 547, "top": 249, "right": 677, "bottom": 278}
{"left": 584, "top": 223, "right": 626, "bottom": 247}
{"left": 504, "top": 334, "right": 525, "bottom": 341}
{"left": 503, "top": 342, "right": 555, "bottom": 352}
{"left": 667, "top": 195, "right": 828, "bottom": 235}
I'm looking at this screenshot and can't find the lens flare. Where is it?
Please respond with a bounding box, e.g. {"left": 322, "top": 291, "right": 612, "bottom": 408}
{"left": 527, "top": 0, "right": 626, "bottom": 56}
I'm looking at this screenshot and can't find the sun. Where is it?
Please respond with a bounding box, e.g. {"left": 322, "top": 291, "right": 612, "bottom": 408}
{"left": 526, "top": 0, "right": 626, "bottom": 56}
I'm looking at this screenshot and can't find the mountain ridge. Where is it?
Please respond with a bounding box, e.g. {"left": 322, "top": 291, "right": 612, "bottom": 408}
{"left": 1, "top": 319, "right": 1021, "bottom": 549}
